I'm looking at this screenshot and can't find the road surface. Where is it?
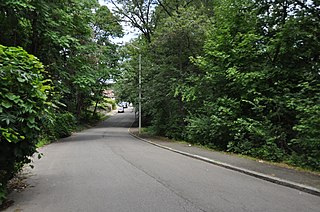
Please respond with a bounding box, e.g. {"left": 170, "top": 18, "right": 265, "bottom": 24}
{"left": 5, "top": 108, "right": 320, "bottom": 212}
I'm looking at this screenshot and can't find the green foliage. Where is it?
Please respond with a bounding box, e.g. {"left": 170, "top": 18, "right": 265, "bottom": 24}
{"left": 228, "top": 118, "right": 285, "bottom": 162}
{"left": 41, "top": 111, "right": 77, "bottom": 139}
{"left": 0, "top": 45, "right": 51, "bottom": 204}
{"left": 119, "top": 5, "right": 210, "bottom": 139}
{"left": 108, "top": 0, "right": 155, "bottom": 42}
{"left": 0, "top": 0, "right": 124, "bottom": 204}
{"left": 288, "top": 94, "right": 320, "bottom": 169}
{"left": 94, "top": 5, "right": 123, "bottom": 39}
{"left": 117, "top": 0, "right": 320, "bottom": 170}
{"left": 98, "top": 98, "right": 116, "bottom": 110}
{"left": 0, "top": 0, "right": 123, "bottom": 119}
{"left": 54, "top": 112, "right": 77, "bottom": 138}
{"left": 184, "top": 0, "right": 320, "bottom": 169}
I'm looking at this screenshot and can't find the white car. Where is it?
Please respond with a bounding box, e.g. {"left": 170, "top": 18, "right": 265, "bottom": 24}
{"left": 118, "top": 107, "right": 124, "bottom": 113}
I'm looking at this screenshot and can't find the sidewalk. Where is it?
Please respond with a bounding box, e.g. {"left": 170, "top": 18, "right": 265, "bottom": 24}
{"left": 129, "top": 128, "right": 320, "bottom": 196}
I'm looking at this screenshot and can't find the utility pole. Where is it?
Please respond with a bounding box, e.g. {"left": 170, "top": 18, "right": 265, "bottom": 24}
{"left": 138, "top": 53, "right": 141, "bottom": 134}
{"left": 130, "top": 44, "right": 142, "bottom": 134}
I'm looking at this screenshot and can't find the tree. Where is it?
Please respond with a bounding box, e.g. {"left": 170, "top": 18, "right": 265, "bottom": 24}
{"left": 107, "top": 0, "right": 156, "bottom": 43}
{"left": 144, "top": 6, "right": 209, "bottom": 138}
{"left": 0, "top": 0, "right": 123, "bottom": 119}
{"left": 0, "top": 0, "right": 124, "bottom": 202}
{"left": 114, "top": 0, "right": 319, "bottom": 170}
{"left": 183, "top": 0, "right": 320, "bottom": 168}
{"left": 115, "top": 2, "right": 211, "bottom": 138}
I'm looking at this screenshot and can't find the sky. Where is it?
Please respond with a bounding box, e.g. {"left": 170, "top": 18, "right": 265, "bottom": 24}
{"left": 98, "top": 0, "right": 138, "bottom": 44}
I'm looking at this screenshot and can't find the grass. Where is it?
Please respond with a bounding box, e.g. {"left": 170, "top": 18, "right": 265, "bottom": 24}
{"left": 36, "top": 138, "right": 51, "bottom": 148}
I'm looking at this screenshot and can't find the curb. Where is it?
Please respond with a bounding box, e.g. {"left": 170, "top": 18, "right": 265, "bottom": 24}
{"left": 128, "top": 129, "right": 320, "bottom": 197}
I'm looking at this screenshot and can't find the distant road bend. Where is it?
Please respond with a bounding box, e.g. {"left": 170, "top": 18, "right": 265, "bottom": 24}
{"left": 5, "top": 108, "right": 320, "bottom": 212}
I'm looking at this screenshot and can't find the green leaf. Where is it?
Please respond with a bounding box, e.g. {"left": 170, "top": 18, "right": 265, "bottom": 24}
{"left": 1, "top": 101, "right": 12, "bottom": 109}
{"left": 17, "top": 77, "right": 26, "bottom": 82}
{"left": 5, "top": 93, "right": 20, "bottom": 102}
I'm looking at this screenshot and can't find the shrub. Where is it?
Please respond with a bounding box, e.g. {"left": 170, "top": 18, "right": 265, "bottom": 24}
{"left": 97, "top": 98, "right": 116, "bottom": 111}
{"left": 0, "top": 45, "right": 51, "bottom": 204}
{"left": 41, "top": 111, "right": 77, "bottom": 140}
{"left": 104, "top": 98, "right": 117, "bottom": 110}
{"left": 228, "top": 118, "right": 285, "bottom": 162}
{"left": 185, "top": 97, "right": 239, "bottom": 149}
{"left": 289, "top": 102, "right": 320, "bottom": 170}
{"left": 53, "top": 112, "right": 77, "bottom": 138}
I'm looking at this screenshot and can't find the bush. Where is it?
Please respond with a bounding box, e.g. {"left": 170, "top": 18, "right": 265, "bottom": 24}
{"left": 185, "top": 97, "right": 239, "bottom": 149}
{"left": 0, "top": 45, "right": 51, "bottom": 204}
{"left": 97, "top": 98, "right": 116, "bottom": 111}
{"left": 104, "top": 98, "right": 117, "bottom": 110}
{"left": 289, "top": 102, "right": 320, "bottom": 170}
{"left": 53, "top": 112, "right": 77, "bottom": 138}
{"left": 41, "top": 111, "right": 77, "bottom": 140}
{"left": 228, "top": 118, "right": 285, "bottom": 162}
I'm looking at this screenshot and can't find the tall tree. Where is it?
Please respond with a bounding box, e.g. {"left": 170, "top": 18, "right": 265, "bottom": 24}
{"left": 107, "top": 0, "right": 156, "bottom": 43}
{"left": 112, "top": 0, "right": 320, "bottom": 170}
{"left": 182, "top": 0, "right": 320, "bottom": 168}
{"left": 115, "top": 2, "right": 211, "bottom": 138}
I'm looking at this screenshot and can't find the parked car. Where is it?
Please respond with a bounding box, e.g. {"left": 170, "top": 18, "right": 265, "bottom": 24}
{"left": 122, "top": 102, "right": 128, "bottom": 108}
{"left": 118, "top": 107, "right": 124, "bottom": 113}
{"left": 118, "top": 102, "right": 128, "bottom": 108}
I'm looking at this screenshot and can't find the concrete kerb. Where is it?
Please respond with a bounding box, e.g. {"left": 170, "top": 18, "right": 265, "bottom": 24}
{"left": 128, "top": 127, "right": 320, "bottom": 197}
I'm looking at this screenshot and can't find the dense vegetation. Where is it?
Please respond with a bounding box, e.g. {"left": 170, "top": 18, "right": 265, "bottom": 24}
{"left": 1, "top": 0, "right": 319, "bottom": 205}
{"left": 0, "top": 45, "right": 51, "bottom": 202}
{"left": 113, "top": 0, "right": 320, "bottom": 171}
{"left": 0, "top": 0, "right": 122, "bottom": 204}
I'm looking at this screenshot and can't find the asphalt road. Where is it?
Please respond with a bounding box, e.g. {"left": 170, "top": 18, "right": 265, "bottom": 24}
{"left": 5, "top": 109, "right": 320, "bottom": 212}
